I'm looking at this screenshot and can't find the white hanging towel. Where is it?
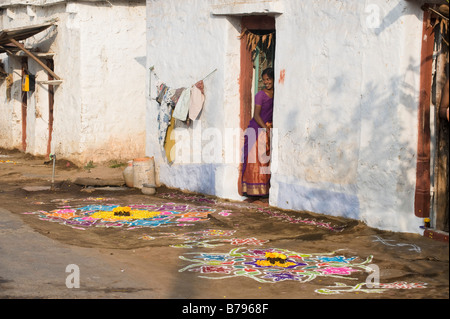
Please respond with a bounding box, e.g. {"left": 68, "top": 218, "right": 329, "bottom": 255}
{"left": 172, "top": 88, "right": 191, "bottom": 121}
{"left": 188, "top": 81, "right": 205, "bottom": 120}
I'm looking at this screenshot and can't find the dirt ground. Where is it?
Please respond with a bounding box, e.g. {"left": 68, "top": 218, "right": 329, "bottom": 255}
{"left": 0, "top": 148, "right": 449, "bottom": 301}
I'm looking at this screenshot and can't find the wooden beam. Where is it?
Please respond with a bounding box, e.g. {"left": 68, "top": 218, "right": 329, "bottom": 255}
{"left": 14, "top": 51, "right": 56, "bottom": 58}
{"left": 37, "top": 80, "right": 63, "bottom": 86}
{"left": 8, "top": 38, "right": 61, "bottom": 80}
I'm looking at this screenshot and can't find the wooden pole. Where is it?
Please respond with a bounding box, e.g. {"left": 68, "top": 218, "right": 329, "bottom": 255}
{"left": 8, "top": 38, "right": 61, "bottom": 80}
{"left": 415, "top": 10, "right": 434, "bottom": 218}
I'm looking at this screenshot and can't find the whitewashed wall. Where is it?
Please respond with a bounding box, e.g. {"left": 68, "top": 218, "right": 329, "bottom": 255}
{"left": 272, "top": 0, "right": 424, "bottom": 233}
{"left": 146, "top": 0, "right": 239, "bottom": 196}
{"left": 0, "top": 53, "right": 22, "bottom": 150}
{"left": 72, "top": 2, "right": 147, "bottom": 163}
{"left": 0, "top": 1, "right": 146, "bottom": 165}
{"left": 0, "top": 4, "right": 63, "bottom": 154}
{"left": 146, "top": 0, "right": 429, "bottom": 234}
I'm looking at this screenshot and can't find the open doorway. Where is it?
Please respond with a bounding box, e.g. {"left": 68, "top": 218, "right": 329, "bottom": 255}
{"left": 46, "top": 59, "right": 55, "bottom": 160}
{"left": 21, "top": 58, "right": 28, "bottom": 151}
{"left": 238, "top": 15, "right": 276, "bottom": 197}
{"left": 416, "top": 5, "right": 449, "bottom": 240}
{"left": 429, "top": 7, "right": 449, "bottom": 233}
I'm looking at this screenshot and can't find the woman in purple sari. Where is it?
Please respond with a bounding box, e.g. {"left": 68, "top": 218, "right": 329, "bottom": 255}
{"left": 241, "top": 67, "right": 274, "bottom": 197}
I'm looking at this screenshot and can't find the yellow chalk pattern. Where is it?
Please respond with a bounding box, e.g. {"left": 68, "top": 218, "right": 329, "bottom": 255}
{"left": 90, "top": 206, "right": 161, "bottom": 221}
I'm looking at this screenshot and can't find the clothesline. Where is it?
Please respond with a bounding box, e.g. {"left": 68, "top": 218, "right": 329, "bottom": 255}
{"left": 199, "top": 68, "right": 218, "bottom": 82}
{"left": 152, "top": 67, "right": 217, "bottom": 164}
{"left": 149, "top": 66, "right": 217, "bottom": 96}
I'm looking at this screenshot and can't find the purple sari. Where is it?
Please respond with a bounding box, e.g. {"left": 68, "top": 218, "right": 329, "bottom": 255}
{"left": 241, "top": 90, "right": 274, "bottom": 196}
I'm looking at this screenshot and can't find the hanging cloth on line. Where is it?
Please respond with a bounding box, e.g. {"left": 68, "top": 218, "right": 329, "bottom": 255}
{"left": 172, "top": 87, "right": 191, "bottom": 121}
{"left": 166, "top": 69, "right": 215, "bottom": 122}
{"left": 164, "top": 116, "right": 176, "bottom": 164}
{"left": 171, "top": 87, "right": 185, "bottom": 106}
{"left": 156, "top": 83, "right": 168, "bottom": 104}
{"left": 152, "top": 68, "right": 216, "bottom": 162}
{"left": 156, "top": 84, "right": 175, "bottom": 149}
{"left": 188, "top": 80, "right": 205, "bottom": 121}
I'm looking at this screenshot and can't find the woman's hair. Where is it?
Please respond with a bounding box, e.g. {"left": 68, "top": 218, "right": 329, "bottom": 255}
{"left": 262, "top": 67, "right": 274, "bottom": 80}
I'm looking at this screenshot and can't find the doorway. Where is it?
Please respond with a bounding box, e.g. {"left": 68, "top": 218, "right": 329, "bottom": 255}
{"left": 46, "top": 59, "right": 55, "bottom": 159}
{"left": 238, "top": 15, "right": 276, "bottom": 196}
{"left": 21, "top": 58, "right": 28, "bottom": 151}
{"left": 416, "top": 6, "right": 449, "bottom": 237}
{"left": 430, "top": 11, "right": 449, "bottom": 233}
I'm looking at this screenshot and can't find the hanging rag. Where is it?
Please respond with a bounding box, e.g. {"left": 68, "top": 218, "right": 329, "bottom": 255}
{"left": 164, "top": 116, "right": 176, "bottom": 164}
{"left": 174, "top": 118, "right": 191, "bottom": 129}
{"left": 157, "top": 85, "right": 174, "bottom": 149}
{"left": 172, "top": 87, "right": 191, "bottom": 121}
{"left": 188, "top": 80, "right": 205, "bottom": 121}
{"left": 156, "top": 83, "right": 168, "bottom": 104}
{"left": 163, "top": 88, "right": 176, "bottom": 109}
{"left": 171, "top": 87, "right": 185, "bottom": 106}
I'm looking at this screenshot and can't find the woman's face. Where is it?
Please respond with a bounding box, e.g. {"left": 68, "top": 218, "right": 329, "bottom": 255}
{"left": 262, "top": 74, "right": 274, "bottom": 90}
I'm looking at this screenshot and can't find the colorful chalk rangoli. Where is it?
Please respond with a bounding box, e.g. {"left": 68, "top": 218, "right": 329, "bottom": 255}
{"left": 178, "top": 247, "right": 428, "bottom": 294}
{"left": 179, "top": 247, "right": 372, "bottom": 283}
{"left": 159, "top": 192, "right": 346, "bottom": 232}
{"left": 315, "top": 281, "right": 427, "bottom": 295}
{"left": 140, "top": 229, "right": 236, "bottom": 241}
{"left": 24, "top": 202, "right": 214, "bottom": 230}
{"left": 139, "top": 229, "right": 269, "bottom": 249}
{"left": 22, "top": 195, "right": 428, "bottom": 295}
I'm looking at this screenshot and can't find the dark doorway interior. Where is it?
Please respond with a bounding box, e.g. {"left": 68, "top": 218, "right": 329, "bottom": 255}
{"left": 46, "top": 59, "right": 55, "bottom": 159}
{"left": 238, "top": 15, "right": 275, "bottom": 196}
{"left": 21, "top": 58, "right": 28, "bottom": 151}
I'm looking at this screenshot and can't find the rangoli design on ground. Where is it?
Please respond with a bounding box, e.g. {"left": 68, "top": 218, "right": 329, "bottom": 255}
{"left": 179, "top": 247, "right": 372, "bottom": 283}
{"left": 178, "top": 247, "right": 428, "bottom": 293}
{"left": 159, "top": 192, "right": 345, "bottom": 232}
{"left": 257, "top": 208, "right": 345, "bottom": 232}
{"left": 140, "top": 229, "right": 268, "bottom": 248}
{"left": 23, "top": 202, "right": 214, "bottom": 230}
{"left": 21, "top": 195, "right": 428, "bottom": 295}
{"left": 315, "top": 281, "right": 427, "bottom": 295}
